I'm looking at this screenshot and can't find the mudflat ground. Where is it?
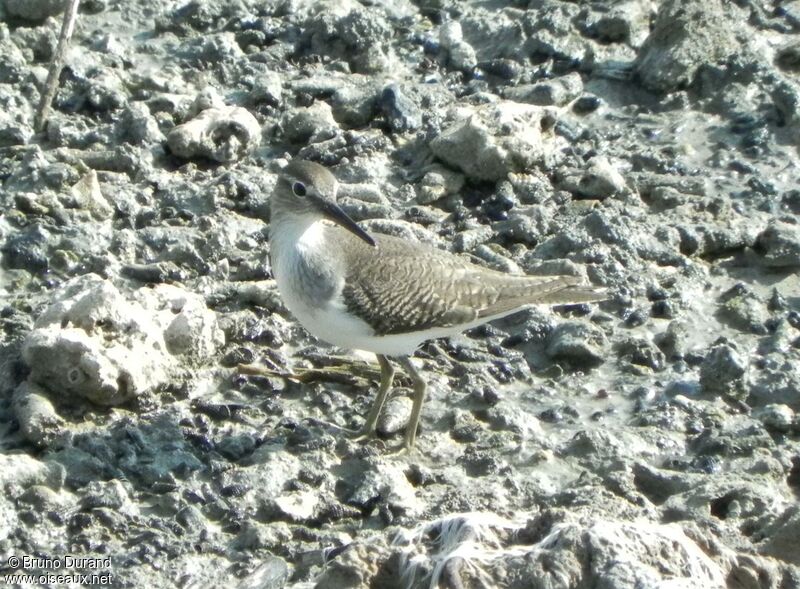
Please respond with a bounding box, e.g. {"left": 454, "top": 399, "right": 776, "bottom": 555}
{"left": 1, "top": 0, "right": 799, "bottom": 587}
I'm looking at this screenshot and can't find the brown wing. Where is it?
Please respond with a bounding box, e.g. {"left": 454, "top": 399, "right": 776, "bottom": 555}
{"left": 340, "top": 233, "right": 601, "bottom": 336}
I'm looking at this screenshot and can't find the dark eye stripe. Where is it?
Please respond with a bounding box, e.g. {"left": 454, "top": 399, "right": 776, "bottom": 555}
{"left": 292, "top": 182, "right": 307, "bottom": 197}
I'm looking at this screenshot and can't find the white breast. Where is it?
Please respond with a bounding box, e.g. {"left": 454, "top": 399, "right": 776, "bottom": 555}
{"left": 271, "top": 220, "right": 379, "bottom": 352}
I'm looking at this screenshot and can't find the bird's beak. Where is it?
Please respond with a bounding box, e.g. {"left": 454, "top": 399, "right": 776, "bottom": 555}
{"left": 313, "top": 195, "right": 376, "bottom": 247}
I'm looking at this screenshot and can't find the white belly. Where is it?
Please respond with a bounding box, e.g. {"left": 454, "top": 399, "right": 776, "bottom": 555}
{"left": 287, "top": 297, "right": 484, "bottom": 356}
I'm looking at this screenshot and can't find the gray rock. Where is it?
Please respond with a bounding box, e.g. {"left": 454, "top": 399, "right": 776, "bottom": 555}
{"left": 521, "top": 3, "right": 590, "bottom": 64}
{"left": 431, "top": 101, "right": 561, "bottom": 181}
{"left": 654, "top": 321, "right": 689, "bottom": 359}
{"left": 348, "top": 462, "right": 423, "bottom": 517}
{"left": 380, "top": 84, "right": 421, "bottom": 133}
{"left": 0, "top": 38, "right": 28, "bottom": 84}
{"left": 648, "top": 186, "right": 688, "bottom": 209}
{"left": 158, "top": 285, "right": 226, "bottom": 360}
{"left": 12, "top": 382, "right": 65, "bottom": 448}
{"left": 717, "top": 284, "right": 769, "bottom": 334}
{"left": 5, "top": 0, "right": 64, "bottom": 21}
{"left": 237, "top": 555, "right": 291, "bottom": 589}
{"left": 376, "top": 395, "right": 412, "bottom": 436}
{"left": 79, "top": 479, "right": 135, "bottom": 511}
{"left": 453, "top": 226, "right": 493, "bottom": 253}
{"left": 1, "top": 224, "right": 51, "bottom": 272}
{"left": 545, "top": 322, "right": 607, "bottom": 368}
{"left": 116, "top": 102, "right": 165, "bottom": 146}
{"left": 493, "top": 214, "right": 545, "bottom": 246}
{"left": 676, "top": 222, "right": 759, "bottom": 257}
{"left": 756, "top": 505, "right": 800, "bottom": 566}
{"left": 504, "top": 72, "right": 583, "bottom": 106}
{"left": 634, "top": 0, "right": 742, "bottom": 93}
{"left": 0, "top": 452, "right": 64, "bottom": 490}
{"left": 266, "top": 491, "right": 320, "bottom": 523}
{"left": 748, "top": 361, "right": 800, "bottom": 411}
{"left": 584, "top": 0, "right": 651, "bottom": 45}
{"left": 754, "top": 220, "right": 800, "bottom": 268}
{"left": 21, "top": 274, "right": 222, "bottom": 406}
{"left": 575, "top": 156, "right": 626, "bottom": 199}
{"left": 776, "top": 41, "right": 800, "bottom": 73}
{"left": 615, "top": 337, "right": 666, "bottom": 372}
{"left": 0, "top": 114, "right": 33, "bottom": 147}
{"left": 70, "top": 170, "right": 114, "bottom": 221}
{"left": 177, "top": 32, "right": 244, "bottom": 64}
{"left": 417, "top": 165, "right": 465, "bottom": 204}
{"left": 331, "top": 81, "right": 380, "bottom": 128}
{"left": 167, "top": 106, "right": 261, "bottom": 162}
{"left": 248, "top": 72, "right": 283, "bottom": 106}
{"left": 699, "top": 341, "right": 747, "bottom": 400}
{"left": 753, "top": 404, "right": 795, "bottom": 434}
{"left": 304, "top": 1, "right": 393, "bottom": 73}
{"left": 439, "top": 21, "right": 477, "bottom": 71}
{"left": 281, "top": 102, "right": 339, "bottom": 144}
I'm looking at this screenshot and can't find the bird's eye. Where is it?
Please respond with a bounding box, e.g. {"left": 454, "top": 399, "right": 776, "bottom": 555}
{"left": 292, "top": 182, "right": 307, "bottom": 197}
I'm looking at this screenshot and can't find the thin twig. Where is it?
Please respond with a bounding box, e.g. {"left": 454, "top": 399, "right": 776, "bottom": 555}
{"left": 34, "top": 0, "right": 81, "bottom": 131}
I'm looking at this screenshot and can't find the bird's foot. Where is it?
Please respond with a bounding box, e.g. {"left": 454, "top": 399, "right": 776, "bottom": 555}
{"left": 302, "top": 418, "right": 358, "bottom": 435}
{"left": 385, "top": 441, "right": 414, "bottom": 456}
{"left": 236, "top": 361, "right": 375, "bottom": 387}
{"left": 351, "top": 424, "right": 379, "bottom": 443}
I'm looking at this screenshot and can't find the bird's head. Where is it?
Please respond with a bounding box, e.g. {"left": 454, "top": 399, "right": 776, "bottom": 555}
{"left": 272, "top": 160, "right": 376, "bottom": 247}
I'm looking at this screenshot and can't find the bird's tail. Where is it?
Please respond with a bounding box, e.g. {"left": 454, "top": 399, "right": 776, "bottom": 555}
{"left": 538, "top": 285, "right": 608, "bottom": 305}
{"left": 478, "top": 276, "right": 607, "bottom": 319}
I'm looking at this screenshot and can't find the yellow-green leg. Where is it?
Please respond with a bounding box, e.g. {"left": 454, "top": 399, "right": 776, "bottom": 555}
{"left": 358, "top": 354, "right": 395, "bottom": 438}
{"left": 398, "top": 356, "right": 427, "bottom": 450}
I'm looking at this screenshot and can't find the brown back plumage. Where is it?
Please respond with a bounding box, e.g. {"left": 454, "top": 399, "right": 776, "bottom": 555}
{"left": 339, "top": 230, "right": 605, "bottom": 336}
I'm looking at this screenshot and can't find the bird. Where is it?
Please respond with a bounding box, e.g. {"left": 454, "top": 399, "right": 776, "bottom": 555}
{"left": 269, "top": 160, "right": 606, "bottom": 450}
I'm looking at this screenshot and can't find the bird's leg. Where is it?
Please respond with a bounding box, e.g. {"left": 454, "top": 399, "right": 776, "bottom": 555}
{"left": 357, "top": 354, "right": 396, "bottom": 439}
{"left": 398, "top": 356, "right": 427, "bottom": 450}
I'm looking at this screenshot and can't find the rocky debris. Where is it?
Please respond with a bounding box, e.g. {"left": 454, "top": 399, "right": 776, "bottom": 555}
{"left": 754, "top": 220, "right": 800, "bottom": 268}
{"left": 430, "top": 101, "right": 561, "bottom": 181}
{"left": 302, "top": 0, "right": 394, "bottom": 73}
{"left": 390, "top": 511, "right": 728, "bottom": 589}
{"left": 4, "top": 0, "right": 64, "bottom": 21}
{"left": 376, "top": 395, "right": 412, "bottom": 436}
{"left": 439, "top": 21, "right": 478, "bottom": 72}
{"left": 416, "top": 165, "right": 465, "bottom": 204}
{"left": 70, "top": 169, "right": 114, "bottom": 220}
{"left": 545, "top": 322, "right": 607, "bottom": 368}
{"left": 560, "top": 156, "right": 627, "bottom": 200}
{"left": 20, "top": 274, "right": 223, "bottom": 406}
{"left": 754, "top": 404, "right": 795, "bottom": 434}
{"left": 348, "top": 461, "right": 423, "bottom": 518}
{"left": 615, "top": 336, "right": 666, "bottom": 373}
{"left": 247, "top": 72, "right": 283, "bottom": 106}
{"left": 756, "top": 505, "right": 800, "bottom": 566}
{"left": 267, "top": 490, "right": 320, "bottom": 523}
{"left": 634, "top": 0, "right": 742, "bottom": 93}
{"left": 0, "top": 452, "right": 64, "bottom": 489}
{"left": 379, "top": 83, "right": 421, "bottom": 133}
{"left": 11, "top": 382, "right": 65, "bottom": 448}
{"left": 237, "top": 556, "right": 291, "bottom": 589}
{"left": 1, "top": 0, "right": 799, "bottom": 586}
{"left": 504, "top": 72, "right": 583, "bottom": 107}
{"left": 717, "top": 284, "right": 769, "bottom": 335}
{"left": 281, "top": 101, "right": 339, "bottom": 144}
{"left": 167, "top": 106, "right": 261, "bottom": 162}
{"left": 699, "top": 340, "right": 747, "bottom": 400}
{"left": 330, "top": 79, "right": 380, "bottom": 128}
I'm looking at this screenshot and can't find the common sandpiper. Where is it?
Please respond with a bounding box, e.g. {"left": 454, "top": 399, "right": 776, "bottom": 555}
{"left": 269, "top": 160, "right": 605, "bottom": 450}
